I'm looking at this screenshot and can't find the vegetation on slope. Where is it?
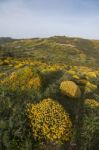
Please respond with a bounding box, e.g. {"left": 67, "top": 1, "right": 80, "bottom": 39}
{"left": 0, "top": 36, "right": 99, "bottom": 150}
{"left": 0, "top": 36, "right": 99, "bottom": 67}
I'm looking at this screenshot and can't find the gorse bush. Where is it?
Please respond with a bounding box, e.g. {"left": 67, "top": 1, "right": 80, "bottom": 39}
{"left": 84, "top": 82, "right": 97, "bottom": 94}
{"left": 26, "top": 98, "right": 73, "bottom": 144}
{"left": 60, "top": 80, "right": 81, "bottom": 98}
{"left": 0, "top": 67, "right": 42, "bottom": 91}
{"left": 85, "top": 99, "right": 99, "bottom": 108}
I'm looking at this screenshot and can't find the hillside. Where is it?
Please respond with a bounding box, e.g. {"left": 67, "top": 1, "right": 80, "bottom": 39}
{"left": 0, "top": 36, "right": 99, "bottom": 150}
{"left": 0, "top": 37, "right": 13, "bottom": 44}
{"left": 0, "top": 36, "right": 99, "bottom": 67}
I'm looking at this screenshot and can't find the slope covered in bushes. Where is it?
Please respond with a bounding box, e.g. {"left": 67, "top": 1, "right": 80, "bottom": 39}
{"left": 0, "top": 36, "right": 99, "bottom": 150}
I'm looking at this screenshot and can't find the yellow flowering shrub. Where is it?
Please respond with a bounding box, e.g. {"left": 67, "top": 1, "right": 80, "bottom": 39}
{"left": 85, "top": 99, "right": 99, "bottom": 108}
{"left": 72, "top": 74, "right": 79, "bottom": 80}
{"left": 1, "top": 67, "right": 42, "bottom": 91}
{"left": 26, "top": 98, "right": 72, "bottom": 144}
{"left": 86, "top": 71, "right": 97, "bottom": 79}
{"left": 67, "top": 70, "right": 76, "bottom": 76}
{"left": 27, "top": 77, "right": 41, "bottom": 90}
{"left": 60, "top": 81, "right": 81, "bottom": 98}
{"left": 85, "top": 82, "right": 97, "bottom": 93}
{"left": 78, "top": 79, "right": 88, "bottom": 85}
{"left": 14, "top": 63, "right": 24, "bottom": 69}
{"left": 41, "top": 66, "right": 60, "bottom": 73}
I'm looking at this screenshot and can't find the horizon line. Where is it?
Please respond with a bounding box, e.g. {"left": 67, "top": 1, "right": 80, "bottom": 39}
{"left": 0, "top": 35, "right": 99, "bottom": 40}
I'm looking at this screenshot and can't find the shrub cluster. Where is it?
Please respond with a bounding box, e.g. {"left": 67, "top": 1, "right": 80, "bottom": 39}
{"left": 60, "top": 80, "right": 81, "bottom": 98}
{"left": 0, "top": 67, "right": 42, "bottom": 91}
{"left": 26, "top": 98, "right": 72, "bottom": 144}
{"left": 84, "top": 99, "right": 99, "bottom": 108}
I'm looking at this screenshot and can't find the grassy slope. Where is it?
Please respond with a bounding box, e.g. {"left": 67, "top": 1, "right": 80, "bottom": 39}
{"left": 0, "top": 36, "right": 99, "bottom": 150}
{"left": 0, "top": 36, "right": 99, "bottom": 67}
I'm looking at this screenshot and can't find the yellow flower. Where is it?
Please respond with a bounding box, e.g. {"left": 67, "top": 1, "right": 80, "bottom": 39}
{"left": 67, "top": 70, "right": 76, "bottom": 76}
{"left": 72, "top": 75, "right": 79, "bottom": 80}
{"left": 87, "top": 71, "right": 97, "bottom": 79}
{"left": 60, "top": 81, "right": 81, "bottom": 98}
{"left": 26, "top": 98, "right": 72, "bottom": 144}
{"left": 1, "top": 67, "right": 42, "bottom": 91}
{"left": 14, "top": 63, "right": 23, "bottom": 69}
{"left": 85, "top": 99, "right": 99, "bottom": 108}
{"left": 85, "top": 82, "right": 97, "bottom": 93}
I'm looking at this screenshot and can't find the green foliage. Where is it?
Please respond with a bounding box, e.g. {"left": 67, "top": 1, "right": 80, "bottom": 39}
{"left": 0, "top": 36, "right": 99, "bottom": 67}
{"left": 80, "top": 99, "right": 99, "bottom": 150}
{"left": 0, "top": 36, "right": 99, "bottom": 149}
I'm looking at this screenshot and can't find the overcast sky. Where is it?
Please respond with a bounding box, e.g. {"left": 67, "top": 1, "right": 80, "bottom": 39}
{"left": 0, "top": 0, "right": 99, "bottom": 39}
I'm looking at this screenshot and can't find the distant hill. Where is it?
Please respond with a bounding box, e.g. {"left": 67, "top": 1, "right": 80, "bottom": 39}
{"left": 0, "top": 36, "right": 99, "bottom": 67}
{"left": 0, "top": 37, "right": 13, "bottom": 44}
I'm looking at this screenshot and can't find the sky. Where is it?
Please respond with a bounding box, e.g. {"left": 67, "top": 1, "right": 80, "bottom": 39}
{"left": 0, "top": 0, "right": 99, "bottom": 39}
